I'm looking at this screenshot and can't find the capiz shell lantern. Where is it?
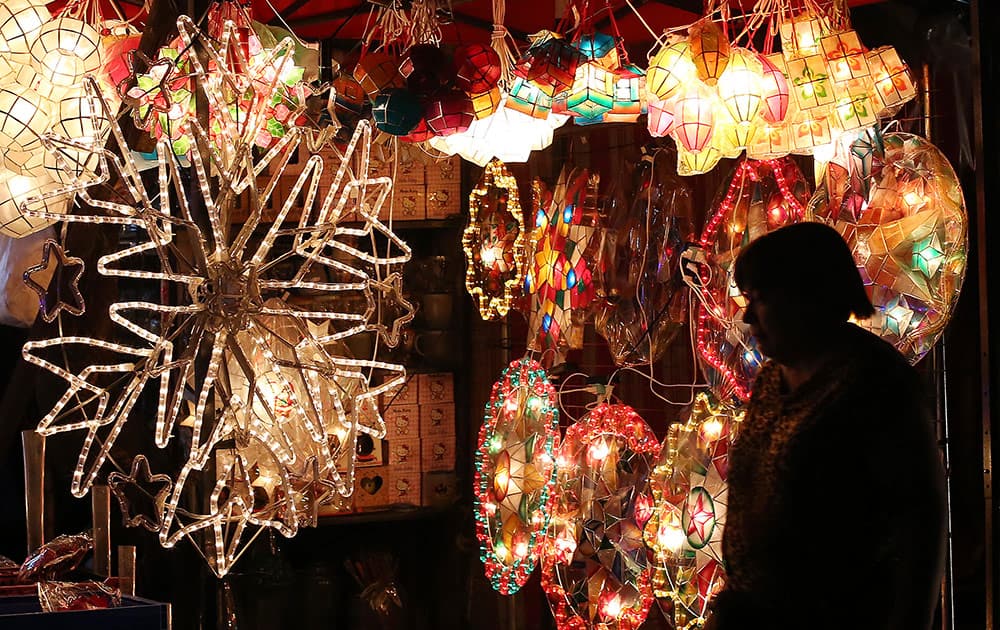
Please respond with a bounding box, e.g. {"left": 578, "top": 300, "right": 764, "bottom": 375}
{"left": 425, "top": 89, "right": 475, "bottom": 137}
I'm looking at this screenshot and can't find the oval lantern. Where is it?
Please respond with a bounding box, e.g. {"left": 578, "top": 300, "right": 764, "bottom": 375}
{"left": 425, "top": 89, "right": 474, "bottom": 137}
{"left": 371, "top": 88, "right": 422, "bottom": 136}
{"left": 455, "top": 43, "right": 501, "bottom": 94}
{"left": 541, "top": 402, "right": 659, "bottom": 630}
{"left": 474, "top": 357, "right": 559, "bottom": 594}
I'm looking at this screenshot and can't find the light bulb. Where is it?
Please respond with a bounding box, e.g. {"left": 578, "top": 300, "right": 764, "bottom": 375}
{"left": 701, "top": 417, "right": 723, "bottom": 441}
{"left": 657, "top": 523, "right": 685, "bottom": 552}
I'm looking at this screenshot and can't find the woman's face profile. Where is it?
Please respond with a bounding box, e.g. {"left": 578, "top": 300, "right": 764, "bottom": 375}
{"left": 743, "top": 287, "right": 827, "bottom": 364}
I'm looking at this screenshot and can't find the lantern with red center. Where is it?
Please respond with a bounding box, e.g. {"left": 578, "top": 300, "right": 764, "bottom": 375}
{"left": 463, "top": 159, "right": 528, "bottom": 319}
{"left": 455, "top": 43, "right": 502, "bottom": 94}
{"left": 644, "top": 391, "right": 743, "bottom": 628}
{"left": 688, "top": 17, "right": 730, "bottom": 86}
{"left": 690, "top": 157, "right": 811, "bottom": 402}
{"left": 474, "top": 357, "right": 559, "bottom": 594}
{"left": 424, "top": 89, "right": 474, "bottom": 137}
{"left": 515, "top": 32, "right": 585, "bottom": 97}
{"left": 372, "top": 87, "right": 422, "bottom": 136}
{"left": 353, "top": 51, "right": 403, "bottom": 100}
{"left": 821, "top": 30, "right": 870, "bottom": 85}
{"left": 541, "top": 402, "right": 659, "bottom": 630}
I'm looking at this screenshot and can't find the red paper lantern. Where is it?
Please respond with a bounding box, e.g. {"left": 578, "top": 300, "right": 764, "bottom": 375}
{"left": 425, "top": 89, "right": 475, "bottom": 137}
{"left": 353, "top": 52, "right": 404, "bottom": 100}
{"left": 103, "top": 33, "right": 142, "bottom": 91}
{"left": 455, "top": 44, "right": 502, "bottom": 94}
{"left": 759, "top": 53, "right": 790, "bottom": 124}
{"left": 400, "top": 117, "right": 434, "bottom": 143}
{"left": 515, "top": 34, "right": 585, "bottom": 97}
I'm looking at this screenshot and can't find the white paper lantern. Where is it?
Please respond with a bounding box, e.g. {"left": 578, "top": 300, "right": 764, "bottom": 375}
{"left": 44, "top": 93, "right": 110, "bottom": 184}
{"left": 0, "top": 0, "right": 51, "bottom": 66}
{"left": 30, "top": 18, "right": 103, "bottom": 92}
{"left": 0, "top": 84, "right": 52, "bottom": 174}
{"left": 15, "top": 65, "right": 65, "bottom": 102}
{"left": 0, "top": 172, "right": 71, "bottom": 238}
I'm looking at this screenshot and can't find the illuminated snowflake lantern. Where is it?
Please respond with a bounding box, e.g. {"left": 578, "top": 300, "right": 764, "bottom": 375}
{"left": 541, "top": 403, "right": 659, "bottom": 630}
{"left": 21, "top": 14, "right": 411, "bottom": 578}
{"left": 644, "top": 391, "right": 743, "bottom": 629}
{"left": 126, "top": 1, "right": 307, "bottom": 157}
{"left": 809, "top": 129, "right": 967, "bottom": 362}
{"left": 690, "top": 158, "right": 811, "bottom": 402}
{"left": 524, "top": 166, "right": 605, "bottom": 363}
{"left": 474, "top": 357, "right": 559, "bottom": 594}
{"left": 463, "top": 159, "right": 528, "bottom": 319}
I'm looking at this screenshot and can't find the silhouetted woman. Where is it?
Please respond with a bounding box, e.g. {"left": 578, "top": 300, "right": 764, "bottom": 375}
{"left": 706, "top": 222, "right": 945, "bottom": 630}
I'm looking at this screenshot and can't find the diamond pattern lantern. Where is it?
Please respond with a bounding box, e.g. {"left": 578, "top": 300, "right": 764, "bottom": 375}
{"left": 525, "top": 166, "right": 605, "bottom": 363}
{"left": 21, "top": 14, "right": 412, "bottom": 578}
{"left": 809, "top": 130, "right": 967, "bottom": 362}
{"left": 474, "top": 357, "right": 560, "bottom": 594}
{"left": 644, "top": 391, "right": 743, "bottom": 629}
{"left": 691, "top": 158, "right": 812, "bottom": 402}
{"left": 541, "top": 402, "right": 659, "bottom": 630}
{"left": 463, "top": 159, "right": 528, "bottom": 319}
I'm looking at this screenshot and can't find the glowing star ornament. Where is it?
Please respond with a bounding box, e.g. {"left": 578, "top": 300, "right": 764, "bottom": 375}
{"left": 687, "top": 158, "right": 812, "bottom": 402}
{"left": 809, "top": 130, "right": 967, "bottom": 362}
{"left": 644, "top": 391, "right": 743, "bottom": 629}
{"left": 474, "top": 357, "right": 559, "bottom": 594}
{"left": 21, "top": 16, "right": 410, "bottom": 577}
{"left": 22, "top": 238, "right": 85, "bottom": 323}
{"left": 107, "top": 455, "right": 173, "bottom": 532}
{"left": 463, "top": 159, "right": 528, "bottom": 319}
{"left": 541, "top": 402, "right": 659, "bottom": 630}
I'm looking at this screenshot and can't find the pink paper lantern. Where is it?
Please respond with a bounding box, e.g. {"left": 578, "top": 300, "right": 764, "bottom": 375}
{"left": 425, "top": 89, "right": 475, "bottom": 137}
{"left": 646, "top": 96, "right": 675, "bottom": 137}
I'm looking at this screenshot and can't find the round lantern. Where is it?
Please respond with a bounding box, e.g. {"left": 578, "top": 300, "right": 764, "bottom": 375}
{"left": 474, "top": 356, "right": 559, "bottom": 594}
{"left": 15, "top": 65, "right": 64, "bottom": 102}
{"left": 44, "top": 93, "right": 110, "bottom": 184}
{"left": 688, "top": 18, "right": 730, "bottom": 86}
{"left": 515, "top": 33, "right": 584, "bottom": 97}
{"left": 576, "top": 32, "right": 617, "bottom": 63}
{"left": 29, "top": 18, "right": 104, "bottom": 93}
{"left": 371, "top": 88, "right": 422, "bottom": 136}
{"left": 470, "top": 85, "right": 502, "bottom": 120}
{"left": 455, "top": 44, "right": 501, "bottom": 94}
{"left": 541, "top": 402, "right": 659, "bottom": 630}
{"left": 0, "top": 172, "right": 70, "bottom": 238}
{"left": 424, "top": 89, "right": 474, "bottom": 137}
{"left": 672, "top": 84, "right": 716, "bottom": 153}
{"left": 644, "top": 391, "right": 743, "bottom": 628}
{"left": 401, "top": 43, "right": 454, "bottom": 97}
{"left": 0, "top": 0, "right": 51, "bottom": 66}
{"left": 332, "top": 74, "right": 367, "bottom": 116}
{"left": 398, "top": 117, "right": 433, "bottom": 143}
{"left": 809, "top": 130, "right": 967, "bottom": 362}
{"left": 647, "top": 39, "right": 694, "bottom": 101}
{"left": 353, "top": 52, "right": 403, "bottom": 100}
{"left": 0, "top": 84, "right": 51, "bottom": 173}
{"left": 694, "top": 158, "right": 812, "bottom": 402}
{"left": 102, "top": 31, "right": 141, "bottom": 90}
{"left": 758, "top": 53, "right": 790, "bottom": 124}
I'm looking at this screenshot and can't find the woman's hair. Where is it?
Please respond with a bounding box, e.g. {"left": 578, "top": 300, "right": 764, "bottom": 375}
{"left": 733, "top": 222, "right": 875, "bottom": 321}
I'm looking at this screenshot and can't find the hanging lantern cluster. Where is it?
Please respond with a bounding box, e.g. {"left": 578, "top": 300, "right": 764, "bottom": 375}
{"left": 125, "top": 1, "right": 307, "bottom": 158}
{"left": 645, "top": 2, "right": 917, "bottom": 176}
{"left": 0, "top": 0, "right": 125, "bottom": 238}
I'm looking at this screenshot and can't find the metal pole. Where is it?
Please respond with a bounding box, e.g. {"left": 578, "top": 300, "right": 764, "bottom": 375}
{"left": 92, "top": 485, "right": 112, "bottom": 578}
{"left": 21, "top": 430, "right": 45, "bottom": 552}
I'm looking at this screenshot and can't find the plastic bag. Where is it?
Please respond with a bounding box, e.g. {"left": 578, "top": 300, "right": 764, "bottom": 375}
{"left": 18, "top": 532, "right": 93, "bottom": 583}
{"left": 38, "top": 580, "right": 121, "bottom": 612}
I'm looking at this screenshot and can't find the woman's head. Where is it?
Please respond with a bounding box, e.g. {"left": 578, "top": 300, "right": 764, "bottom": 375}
{"left": 734, "top": 222, "right": 874, "bottom": 363}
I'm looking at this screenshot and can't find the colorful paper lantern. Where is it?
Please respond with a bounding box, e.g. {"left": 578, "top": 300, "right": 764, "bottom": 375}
{"left": 505, "top": 76, "right": 553, "bottom": 119}
{"left": 688, "top": 18, "right": 730, "bottom": 86}
{"left": 779, "top": 12, "right": 826, "bottom": 59}
{"left": 515, "top": 32, "right": 585, "bottom": 97}
{"left": 424, "top": 89, "right": 474, "bottom": 137}
{"left": 647, "top": 39, "right": 695, "bottom": 101}
{"left": 673, "top": 84, "right": 716, "bottom": 153}
{"left": 693, "top": 158, "right": 812, "bottom": 402}
{"left": 464, "top": 159, "right": 528, "bottom": 319}
{"left": 646, "top": 95, "right": 675, "bottom": 137}
{"left": 566, "top": 61, "right": 615, "bottom": 119}
{"left": 820, "top": 30, "right": 870, "bottom": 84}
{"left": 758, "top": 53, "right": 790, "bottom": 124}
{"left": 644, "top": 391, "right": 743, "bottom": 629}
{"left": 474, "top": 357, "right": 559, "bottom": 594}
{"left": 470, "top": 85, "right": 502, "bottom": 119}
{"left": 717, "top": 48, "right": 763, "bottom": 137}
{"left": 333, "top": 74, "right": 367, "bottom": 116}
{"left": 353, "top": 51, "right": 403, "bottom": 100}
{"left": 455, "top": 43, "right": 502, "bottom": 94}
{"left": 541, "top": 402, "right": 659, "bottom": 630}
{"left": 866, "top": 45, "right": 917, "bottom": 116}
{"left": 809, "top": 130, "right": 967, "bottom": 362}
{"left": 371, "top": 87, "right": 422, "bottom": 136}
{"left": 604, "top": 64, "right": 645, "bottom": 123}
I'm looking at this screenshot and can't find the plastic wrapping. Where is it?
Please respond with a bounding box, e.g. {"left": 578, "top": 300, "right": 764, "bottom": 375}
{"left": 37, "top": 580, "right": 121, "bottom": 612}
{"left": 18, "top": 532, "right": 93, "bottom": 583}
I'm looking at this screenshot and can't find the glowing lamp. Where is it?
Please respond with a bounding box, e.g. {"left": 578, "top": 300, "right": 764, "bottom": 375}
{"left": 780, "top": 13, "right": 826, "bottom": 59}
{"left": 371, "top": 88, "right": 422, "bottom": 136}
{"left": 747, "top": 122, "right": 792, "bottom": 159}
{"left": 786, "top": 54, "right": 835, "bottom": 111}
{"left": 505, "top": 76, "right": 553, "bottom": 119}
{"left": 646, "top": 95, "right": 675, "bottom": 137}
{"left": 455, "top": 44, "right": 502, "bottom": 94}
{"left": 673, "top": 85, "right": 716, "bottom": 153}
{"left": 566, "top": 62, "right": 614, "bottom": 118}
{"left": 29, "top": 18, "right": 104, "bottom": 93}
{"left": 688, "top": 18, "right": 730, "bottom": 86}
{"left": 677, "top": 144, "right": 723, "bottom": 177}
{"left": 0, "top": 84, "right": 51, "bottom": 171}
{"left": 759, "top": 53, "right": 791, "bottom": 123}
{"left": 647, "top": 40, "right": 694, "bottom": 100}
{"left": 820, "top": 30, "right": 870, "bottom": 84}
{"left": 424, "top": 89, "right": 474, "bottom": 137}
{"left": 833, "top": 92, "right": 878, "bottom": 132}
{"left": 0, "top": 172, "right": 69, "bottom": 238}
{"left": 515, "top": 32, "right": 585, "bottom": 97}
{"left": 717, "top": 48, "right": 763, "bottom": 136}
{"left": 470, "top": 85, "right": 502, "bottom": 119}
{"left": 44, "top": 93, "right": 110, "bottom": 184}
{"left": 576, "top": 32, "right": 618, "bottom": 68}
{"left": 0, "top": 0, "right": 51, "bottom": 66}
{"left": 353, "top": 52, "right": 403, "bottom": 100}
{"left": 867, "top": 46, "right": 916, "bottom": 116}
{"left": 604, "top": 64, "right": 645, "bottom": 123}
{"left": 790, "top": 108, "right": 833, "bottom": 153}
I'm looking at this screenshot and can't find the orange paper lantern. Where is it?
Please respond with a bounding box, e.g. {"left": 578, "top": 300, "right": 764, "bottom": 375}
{"left": 688, "top": 18, "right": 730, "bottom": 86}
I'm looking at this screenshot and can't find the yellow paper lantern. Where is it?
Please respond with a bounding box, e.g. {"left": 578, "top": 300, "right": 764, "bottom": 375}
{"left": 0, "top": 0, "right": 51, "bottom": 66}
{"left": 779, "top": 13, "right": 826, "bottom": 59}
{"left": 647, "top": 40, "right": 695, "bottom": 101}
{"left": 790, "top": 107, "right": 833, "bottom": 153}
{"left": 867, "top": 46, "right": 916, "bottom": 116}
{"left": 747, "top": 121, "right": 792, "bottom": 160}
{"left": 688, "top": 18, "right": 730, "bottom": 86}
{"left": 29, "top": 18, "right": 104, "bottom": 93}
{"left": 673, "top": 85, "right": 716, "bottom": 153}
{"left": 677, "top": 144, "right": 722, "bottom": 177}
{"left": 786, "top": 54, "right": 835, "bottom": 110}
{"left": 471, "top": 85, "right": 502, "bottom": 119}
{"left": 716, "top": 48, "right": 763, "bottom": 140}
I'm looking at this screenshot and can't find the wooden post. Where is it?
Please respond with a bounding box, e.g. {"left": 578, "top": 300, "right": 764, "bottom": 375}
{"left": 92, "top": 485, "right": 112, "bottom": 577}
{"left": 21, "top": 430, "right": 45, "bottom": 552}
{"left": 118, "top": 545, "right": 136, "bottom": 596}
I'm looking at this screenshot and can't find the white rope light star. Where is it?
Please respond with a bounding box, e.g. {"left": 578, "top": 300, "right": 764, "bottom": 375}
{"left": 21, "top": 15, "right": 412, "bottom": 578}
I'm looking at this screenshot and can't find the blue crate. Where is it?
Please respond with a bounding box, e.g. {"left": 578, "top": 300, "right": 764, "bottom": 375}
{"left": 0, "top": 594, "right": 170, "bottom": 629}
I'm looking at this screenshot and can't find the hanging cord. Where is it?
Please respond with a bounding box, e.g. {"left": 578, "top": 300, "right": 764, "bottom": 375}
{"left": 408, "top": 0, "right": 443, "bottom": 46}
{"left": 491, "top": 0, "right": 519, "bottom": 90}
